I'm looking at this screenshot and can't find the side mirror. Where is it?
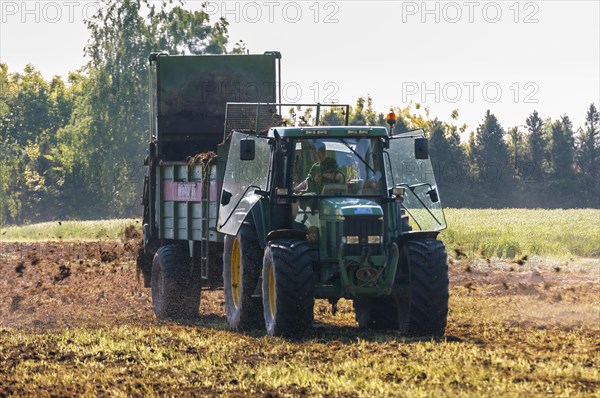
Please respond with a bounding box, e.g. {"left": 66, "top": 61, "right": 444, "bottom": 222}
{"left": 221, "top": 190, "right": 232, "bottom": 206}
{"left": 240, "top": 139, "right": 255, "bottom": 161}
{"left": 427, "top": 187, "right": 439, "bottom": 203}
{"left": 415, "top": 137, "right": 429, "bottom": 159}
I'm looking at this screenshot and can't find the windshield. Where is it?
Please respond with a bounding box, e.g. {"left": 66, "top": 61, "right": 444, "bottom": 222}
{"left": 291, "top": 137, "right": 386, "bottom": 196}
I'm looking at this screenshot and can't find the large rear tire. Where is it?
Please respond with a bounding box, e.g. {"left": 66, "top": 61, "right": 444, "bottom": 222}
{"left": 262, "top": 240, "right": 315, "bottom": 337}
{"left": 354, "top": 239, "right": 448, "bottom": 338}
{"left": 223, "top": 222, "right": 264, "bottom": 330}
{"left": 151, "top": 244, "right": 201, "bottom": 320}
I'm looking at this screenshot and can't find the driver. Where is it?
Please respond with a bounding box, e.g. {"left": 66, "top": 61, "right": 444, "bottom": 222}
{"left": 294, "top": 141, "right": 343, "bottom": 193}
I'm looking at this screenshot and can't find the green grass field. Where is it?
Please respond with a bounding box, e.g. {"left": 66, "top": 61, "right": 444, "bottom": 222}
{"left": 0, "top": 218, "right": 140, "bottom": 241}
{"left": 442, "top": 209, "right": 600, "bottom": 259}
{"left": 1, "top": 289, "right": 598, "bottom": 397}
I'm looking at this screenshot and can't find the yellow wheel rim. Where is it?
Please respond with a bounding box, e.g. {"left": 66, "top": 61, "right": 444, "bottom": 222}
{"left": 231, "top": 238, "right": 241, "bottom": 309}
{"left": 267, "top": 261, "right": 276, "bottom": 317}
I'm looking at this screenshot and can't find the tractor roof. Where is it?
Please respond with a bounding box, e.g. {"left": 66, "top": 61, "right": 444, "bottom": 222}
{"left": 268, "top": 126, "right": 389, "bottom": 138}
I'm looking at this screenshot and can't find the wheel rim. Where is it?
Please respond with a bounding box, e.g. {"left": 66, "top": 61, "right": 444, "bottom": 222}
{"left": 231, "top": 238, "right": 241, "bottom": 309}
{"left": 267, "top": 260, "right": 276, "bottom": 318}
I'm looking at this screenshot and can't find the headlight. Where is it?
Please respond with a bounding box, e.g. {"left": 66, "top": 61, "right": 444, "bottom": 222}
{"left": 367, "top": 236, "right": 381, "bottom": 244}
{"left": 342, "top": 236, "right": 360, "bottom": 244}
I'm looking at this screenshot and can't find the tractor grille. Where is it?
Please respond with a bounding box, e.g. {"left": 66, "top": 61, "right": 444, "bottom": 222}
{"left": 342, "top": 216, "right": 383, "bottom": 256}
{"left": 343, "top": 216, "right": 382, "bottom": 236}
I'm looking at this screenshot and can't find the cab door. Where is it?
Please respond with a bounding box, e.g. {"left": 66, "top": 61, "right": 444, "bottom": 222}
{"left": 217, "top": 131, "right": 271, "bottom": 236}
{"left": 384, "top": 129, "right": 446, "bottom": 231}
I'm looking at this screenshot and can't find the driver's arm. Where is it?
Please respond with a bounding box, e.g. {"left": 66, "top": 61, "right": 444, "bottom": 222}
{"left": 294, "top": 178, "right": 308, "bottom": 192}
{"left": 295, "top": 164, "right": 317, "bottom": 193}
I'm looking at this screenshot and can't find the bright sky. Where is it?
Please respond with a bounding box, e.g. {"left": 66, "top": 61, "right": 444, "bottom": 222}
{"left": 1, "top": 0, "right": 599, "bottom": 131}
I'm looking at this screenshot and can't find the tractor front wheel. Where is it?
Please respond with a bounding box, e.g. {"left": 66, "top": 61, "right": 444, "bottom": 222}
{"left": 397, "top": 239, "right": 448, "bottom": 338}
{"left": 262, "top": 240, "right": 315, "bottom": 337}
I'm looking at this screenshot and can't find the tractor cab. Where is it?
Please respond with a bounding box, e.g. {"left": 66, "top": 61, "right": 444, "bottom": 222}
{"left": 218, "top": 125, "right": 446, "bottom": 244}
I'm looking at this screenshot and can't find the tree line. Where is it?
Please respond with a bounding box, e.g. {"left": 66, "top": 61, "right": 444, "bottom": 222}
{"left": 1, "top": 0, "right": 598, "bottom": 225}
{"left": 0, "top": 0, "right": 244, "bottom": 224}
{"left": 319, "top": 98, "right": 599, "bottom": 209}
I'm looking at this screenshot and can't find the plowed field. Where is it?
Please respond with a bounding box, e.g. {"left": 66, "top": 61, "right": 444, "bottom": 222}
{"left": 1, "top": 239, "right": 598, "bottom": 397}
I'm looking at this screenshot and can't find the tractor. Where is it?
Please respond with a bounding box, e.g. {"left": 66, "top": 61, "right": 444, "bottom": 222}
{"left": 138, "top": 51, "right": 448, "bottom": 338}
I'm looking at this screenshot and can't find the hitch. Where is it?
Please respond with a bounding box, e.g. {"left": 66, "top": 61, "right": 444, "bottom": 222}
{"left": 338, "top": 243, "right": 399, "bottom": 296}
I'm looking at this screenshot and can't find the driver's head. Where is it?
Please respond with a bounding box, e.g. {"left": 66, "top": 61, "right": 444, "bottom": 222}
{"left": 314, "top": 141, "right": 327, "bottom": 161}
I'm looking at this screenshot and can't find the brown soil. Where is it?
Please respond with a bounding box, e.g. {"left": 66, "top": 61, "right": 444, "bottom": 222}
{"left": 447, "top": 256, "right": 600, "bottom": 329}
{"left": 0, "top": 240, "right": 152, "bottom": 330}
{"left": 1, "top": 241, "right": 597, "bottom": 331}
{"left": 0, "top": 241, "right": 598, "bottom": 396}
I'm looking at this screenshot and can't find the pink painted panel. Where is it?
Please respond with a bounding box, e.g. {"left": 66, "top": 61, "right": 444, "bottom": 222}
{"left": 163, "top": 181, "right": 202, "bottom": 202}
{"left": 163, "top": 180, "right": 220, "bottom": 202}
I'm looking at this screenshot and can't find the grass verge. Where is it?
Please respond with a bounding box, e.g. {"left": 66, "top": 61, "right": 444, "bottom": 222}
{"left": 0, "top": 219, "right": 140, "bottom": 241}
{"left": 442, "top": 208, "right": 600, "bottom": 259}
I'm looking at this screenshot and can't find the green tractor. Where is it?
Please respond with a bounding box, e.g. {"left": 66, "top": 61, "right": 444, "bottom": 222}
{"left": 138, "top": 51, "right": 448, "bottom": 338}
{"left": 218, "top": 124, "right": 448, "bottom": 338}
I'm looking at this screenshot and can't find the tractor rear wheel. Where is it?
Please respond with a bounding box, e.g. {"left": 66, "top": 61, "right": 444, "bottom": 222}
{"left": 262, "top": 240, "right": 315, "bottom": 337}
{"left": 151, "top": 244, "right": 201, "bottom": 320}
{"left": 354, "top": 239, "right": 448, "bottom": 338}
{"left": 223, "top": 222, "right": 264, "bottom": 330}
